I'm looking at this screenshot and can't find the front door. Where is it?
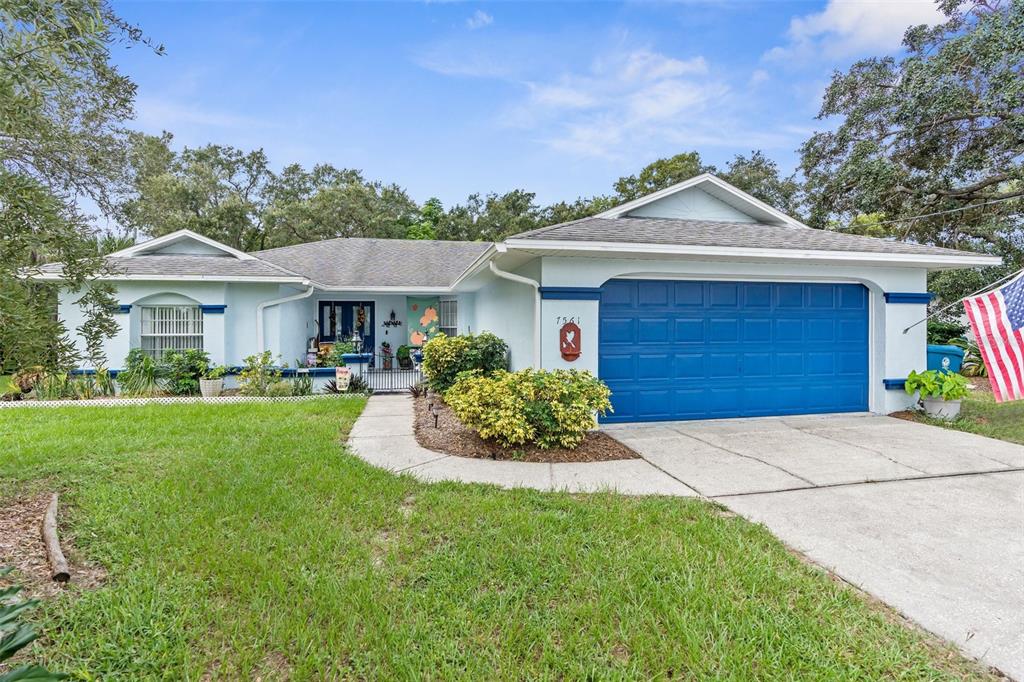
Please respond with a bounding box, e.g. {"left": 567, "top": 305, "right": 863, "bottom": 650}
{"left": 319, "top": 301, "right": 374, "bottom": 355}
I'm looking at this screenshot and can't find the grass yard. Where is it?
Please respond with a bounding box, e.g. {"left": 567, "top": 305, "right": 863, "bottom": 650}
{"left": 903, "top": 386, "right": 1024, "bottom": 444}
{"left": 1, "top": 400, "right": 995, "bottom": 680}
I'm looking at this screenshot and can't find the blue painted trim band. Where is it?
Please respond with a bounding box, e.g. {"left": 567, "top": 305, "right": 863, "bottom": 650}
{"left": 884, "top": 292, "right": 933, "bottom": 304}
{"left": 199, "top": 305, "right": 226, "bottom": 313}
{"left": 883, "top": 378, "right": 907, "bottom": 390}
{"left": 70, "top": 369, "right": 122, "bottom": 377}
{"left": 282, "top": 367, "right": 337, "bottom": 378}
{"left": 113, "top": 304, "right": 131, "bottom": 314}
{"left": 540, "top": 287, "right": 603, "bottom": 300}
{"left": 340, "top": 353, "right": 372, "bottom": 363}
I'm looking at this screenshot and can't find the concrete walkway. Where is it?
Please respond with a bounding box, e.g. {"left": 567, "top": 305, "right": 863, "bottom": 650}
{"left": 347, "top": 395, "right": 1024, "bottom": 679}
{"left": 347, "top": 394, "right": 697, "bottom": 496}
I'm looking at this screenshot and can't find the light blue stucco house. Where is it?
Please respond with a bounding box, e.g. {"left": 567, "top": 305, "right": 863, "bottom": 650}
{"left": 42, "top": 174, "right": 998, "bottom": 421}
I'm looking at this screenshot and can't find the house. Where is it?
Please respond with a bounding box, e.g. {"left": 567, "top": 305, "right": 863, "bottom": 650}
{"left": 39, "top": 174, "right": 999, "bottom": 421}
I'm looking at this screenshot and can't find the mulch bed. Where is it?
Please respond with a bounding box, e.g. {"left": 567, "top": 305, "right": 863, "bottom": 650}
{"left": 0, "top": 492, "right": 106, "bottom": 599}
{"left": 413, "top": 395, "right": 639, "bottom": 463}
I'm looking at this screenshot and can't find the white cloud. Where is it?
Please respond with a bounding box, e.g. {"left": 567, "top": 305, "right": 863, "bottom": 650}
{"left": 749, "top": 68, "right": 770, "bottom": 86}
{"left": 466, "top": 10, "right": 493, "bottom": 30}
{"left": 134, "top": 98, "right": 269, "bottom": 130}
{"left": 766, "top": 0, "right": 944, "bottom": 60}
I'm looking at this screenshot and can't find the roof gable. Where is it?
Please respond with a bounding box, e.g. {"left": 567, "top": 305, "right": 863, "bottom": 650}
{"left": 595, "top": 173, "right": 806, "bottom": 228}
{"left": 108, "top": 229, "right": 256, "bottom": 260}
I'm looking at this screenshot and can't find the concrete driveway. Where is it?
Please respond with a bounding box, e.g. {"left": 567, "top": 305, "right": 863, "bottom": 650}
{"left": 606, "top": 414, "right": 1024, "bottom": 679}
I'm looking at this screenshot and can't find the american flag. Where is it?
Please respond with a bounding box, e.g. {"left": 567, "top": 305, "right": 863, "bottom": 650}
{"left": 963, "top": 272, "right": 1024, "bottom": 403}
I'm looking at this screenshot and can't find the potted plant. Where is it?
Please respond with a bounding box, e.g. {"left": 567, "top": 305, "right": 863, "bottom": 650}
{"left": 200, "top": 365, "right": 227, "bottom": 398}
{"left": 380, "top": 341, "right": 393, "bottom": 370}
{"left": 396, "top": 344, "right": 413, "bottom": 370}
{"left": 904, "top": 369, "right": 969, "bottom": 419}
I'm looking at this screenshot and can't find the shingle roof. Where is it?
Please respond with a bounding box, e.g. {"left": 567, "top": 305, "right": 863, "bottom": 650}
{"left": 36, "top": 255, "right": 305, "bottom": 280}
{"left": 509, "top": 216, "right": 985, "bottom": 259}
{"left": 252, "top": 238, "right": 492, "bottom": 288}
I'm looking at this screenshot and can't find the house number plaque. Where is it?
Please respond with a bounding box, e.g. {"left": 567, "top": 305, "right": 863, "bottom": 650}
{"left": 559, "top": 321, "right": 581, "bottom": 362}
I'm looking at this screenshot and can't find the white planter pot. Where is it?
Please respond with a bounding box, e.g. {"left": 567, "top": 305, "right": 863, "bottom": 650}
{"left": 334, "top": 367, "right": 351, "bottom": 391}
{"left": 199, "top": 378, "right": 223, "bottom": 398}
{"left": 921, "top": 397, "right": 962, "bottom": 420}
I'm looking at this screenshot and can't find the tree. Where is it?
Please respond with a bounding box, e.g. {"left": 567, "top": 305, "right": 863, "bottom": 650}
{"left": 120, "top": 134, "right": 274, "bottom": 251}
{"left": 540, "top": 195, "right": 617, "bottom": 225}
{"left": 612, "top": 151, "right": 716, "bottom": 201}
{"left": 406, "top": 197, "right": 444, "bottom": 240}
{"left": 263, "top": 163, "right": 418, "bottom": 247}
{"left": 437, "top": 190, "right": 541, "bottom": 241}
{"left": 1, "top": 0, "right": 158, "bottom": 371}
{"left": 720, "top": 151, "right": 804, "bottom": 219}
{"left": 800, "top": 0, "right": 1022, "bottom": 305}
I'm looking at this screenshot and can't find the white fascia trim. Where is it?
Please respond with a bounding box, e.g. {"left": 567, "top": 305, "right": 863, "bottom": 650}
{"left": 449, "top": 244, "right": 498, "bottom": 289}
{"left": 108, "top": 229, "right": 257, "bottom": 260}
{"left": 34, "top": 273, "right": 309, "bottom": 284}
{"left": 503, "top": 239, "right": 1003, "bottom": 267}
{"left": 594, "top": 173, "right": 808, "bottom": 228}
{"left": 314, "top": 286, "right": 457, "bottom": 294}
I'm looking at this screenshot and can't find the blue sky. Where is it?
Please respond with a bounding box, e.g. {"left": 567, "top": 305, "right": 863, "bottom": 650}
{"left": 111, "top": 0, "right": 944, "bottom": 207}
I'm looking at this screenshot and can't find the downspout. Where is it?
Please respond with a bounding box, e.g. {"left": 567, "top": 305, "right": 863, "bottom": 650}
{"left": 488, "top": 261, "right": 541, "bottom": 369}
{"left": 256, "top": 283, "right": 315, "bottom": 354}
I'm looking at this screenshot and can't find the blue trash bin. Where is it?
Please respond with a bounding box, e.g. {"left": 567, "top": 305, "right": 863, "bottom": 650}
{"left": 927, "top": 344, "right": 965, "bottom": 373}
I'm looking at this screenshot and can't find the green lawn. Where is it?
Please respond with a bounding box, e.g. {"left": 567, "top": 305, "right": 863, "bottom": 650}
{"left": 907, "top": 387, "right": 1024, "bottom": 444}
{"left": 1, "top": 400, "right": 993, "bottom": 680}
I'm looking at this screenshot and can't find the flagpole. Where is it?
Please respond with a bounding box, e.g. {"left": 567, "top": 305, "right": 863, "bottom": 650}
{"left": 901, "top": 268, "right": 1024, "bottom": 335}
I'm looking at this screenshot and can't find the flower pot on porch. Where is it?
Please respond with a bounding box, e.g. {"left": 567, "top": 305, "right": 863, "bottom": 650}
{"left": 921, "top": 397, "right": 962, "bottom": 420}
{"left": 199, "top": 378, "right": 223, "bottom": 398}
{"left": 334, "top": 366, "right": 352, "bottom": 391}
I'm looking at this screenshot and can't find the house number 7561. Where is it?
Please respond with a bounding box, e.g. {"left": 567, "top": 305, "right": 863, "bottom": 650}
{"left": 555, "top": 316, "right": 580, "bottom": 325}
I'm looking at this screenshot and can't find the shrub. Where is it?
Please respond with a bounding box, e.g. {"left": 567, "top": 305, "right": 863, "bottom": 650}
{"left": 238, "top": 351, "right": 282, "bottom": 396}
{"left": 926, "top": 319, "right": 968, "bottom": 345}
{"left": 445, "top": 369, "right": 612, "bottom": 449}
{"left": 421, "top": 332, "right": 509, "bottom": 392}
{"left": 161, "top": 349, "right": 210, "bottom": 396}
{"left": 11, "top": 366, "right": 45, "bottom": 393}
{"left": 0, "top": 566, "right": 66, "bottom": 681}
{"left": 291, "top": 373, "right": 313, "bottom": 396}
{"left": 905, "top": 369, "right": 969, "bottom": 401}
{"left": 266, "top": 380, "right": 294, "bottom": 397}
{"left": 118, "top": 350, "right": 163, "bottom": 398}
{"left": 33, "top": 373, "right": 73, "bottom": 401}
{"left": 326, "top": 341, "right": 356, "bottom": 367}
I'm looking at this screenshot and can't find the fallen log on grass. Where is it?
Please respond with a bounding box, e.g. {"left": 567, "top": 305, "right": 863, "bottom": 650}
{"left": 41, "top": 493, "right": 70, "bottom": 582}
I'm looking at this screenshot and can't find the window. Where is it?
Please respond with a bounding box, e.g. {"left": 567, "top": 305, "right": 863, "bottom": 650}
{"left": 140, "top": 306, "right": 203, "bottom": 359}
{"left": 438, "top": 299, "right": 458, "bottom": 337}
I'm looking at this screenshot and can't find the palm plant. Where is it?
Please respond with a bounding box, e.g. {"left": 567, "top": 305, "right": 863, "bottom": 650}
{"left": 0, "top": 568, "right": 67, "bottom": 681}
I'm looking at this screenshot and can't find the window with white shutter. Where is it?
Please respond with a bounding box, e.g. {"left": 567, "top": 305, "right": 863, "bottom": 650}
{"left": 139, "top": 306, "right": 204, "bottom": 359}
{"left": 438, "top": 299, "right": 458, "bottom": 337}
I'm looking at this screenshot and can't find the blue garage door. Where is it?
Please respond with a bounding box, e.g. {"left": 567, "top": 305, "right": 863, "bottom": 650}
{"left": 599, "top": 279, "right": 869, "bottom": 423}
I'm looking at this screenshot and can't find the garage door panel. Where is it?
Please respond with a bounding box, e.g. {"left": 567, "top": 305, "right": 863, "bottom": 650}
{"left": 743, "top": 318, "right": 772, "bottom": 342}
{"left": 637, "top": 318, "right": 671, "bottom": 343}
{"left": 775, "top": 318, "right": 804, "bottom": 342}
{"left": 674, "top": 318, "right": 704, "bottom": 342}
{"left": 673, "top": 281, "right": 704, "bottom": 306}
{"left": 709, "top": 319, "right": 739, "bottom": 342}
{"left": 674, "top": 354, "right": 704, "bottom": 378}
{"left": 600, "top": 317, "right": 635, "bottom": 344}
{"left": 636, "top": 390, "right": 672, "bottom": 418}
{"left": 709, "top": 282, "right": 739, "bottom": 307}
{"left": 708, "top": 353, "right": 740, "bottom": 377}
{"left": 600, "top": 280, "right": 869, "bottom": 422}
{"left": 637, "top": 281, "right": 669, "bottom": 306}
{"left": 807, "top": 318, "right": 835, "bottom": 342}
{"left": 638, "top": 353, "right": 671, "bottom": 378}
{"left": 598, "top": 353, "right": 635, "bottom": 381}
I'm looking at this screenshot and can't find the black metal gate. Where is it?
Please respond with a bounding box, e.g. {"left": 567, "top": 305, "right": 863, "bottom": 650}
{"left": 362, "top": 353, "right": 422, "bottom": 393}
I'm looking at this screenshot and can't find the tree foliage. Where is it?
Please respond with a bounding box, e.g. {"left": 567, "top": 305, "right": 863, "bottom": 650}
{"left": 0, "top": 0, "right": 156, "bottom": 371}
{"left": 800, "top": 0, "right": 1022, "bottom": 305}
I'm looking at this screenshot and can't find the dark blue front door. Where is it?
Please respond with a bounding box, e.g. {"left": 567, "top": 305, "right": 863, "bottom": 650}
{"left": 599, "top": 280, "right": 869, "bottom": 423}
{"left": 319, "top": 301, "right": 374, "bottom": 354}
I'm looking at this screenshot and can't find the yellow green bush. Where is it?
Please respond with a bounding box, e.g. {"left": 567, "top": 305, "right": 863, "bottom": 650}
{"left": 445, "top": 369, "right": 612, "bottom": 449}
{"left": 420, "top": 332, "right": 508, "bottom": 392}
